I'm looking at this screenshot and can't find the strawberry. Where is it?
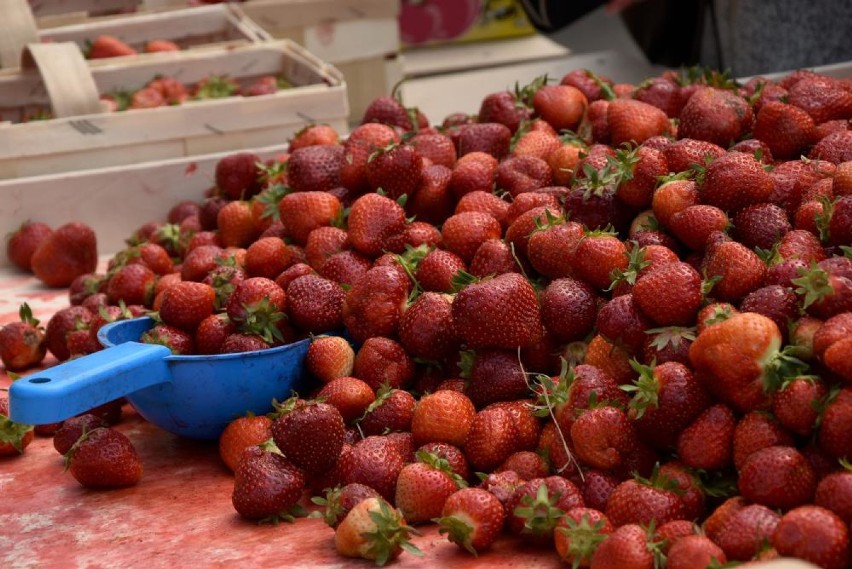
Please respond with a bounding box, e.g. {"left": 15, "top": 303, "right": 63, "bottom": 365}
{"left": 532, "top": 84, "right": 588, "bottom": 131}
{"left": 158, "top": 281, "right": 216, "bottom": 331}
{"left": 303, "top": 226, "right": 349, "bottom": 271}
{"left": 243, "top": 237, "right": 292, "bottom": 280}
{"left": 605, "top": 467, "right": 686, "bottom": 528}
{"left": 704, "top": 240, "right": 767, "bottom": 303}
{"left": 285, "top": 144, "right": 344, "bottom": 194}
{"left": 771, "top": 375, "right": 828, "bottom": 437}
{"left": 413, "top": 249, "right": 465, "bottom": 294}
{"left": 51, "top": 413, "right": 107, "bottom": 455}
{"left": 818, "top": 387, "right": 852, "bottom": 460}
{"left": 357, "top": 385, "right": 416, "bottom": 436}
{"left": 613, "top": 146, "right": 668, "bottom": 210}
{"left": 409, "top": 389, "right": 475, "bottom": 449}
{"left": 143, "top": 39, "right": 179, "bottom": 53}
{"left": 408, "top": 132, "right": 456, "bottom": 168}
{"left": 787, "top": 75, "right": 852, "bottom": 124}
{"left": 666, "top": 535, "right": 727, "bottom": 569}
{"left": 334, "top": 496, "right": 422, "bottom": 565}
{"left": 395, "top": 450, "right": 463, "bottom": 524}
{"left": 271, "top": 398, "right": 344, "bottom": 476}
{"left": 676, "top": 403, "right": 736, "bottom": 470}
{"left": 590, "top": 523, "right": 661, "bottom": 569}
{"left": 338, "top": 435, "right": 406, "bottom": 502}
{"left": 631, "top": 262, "right": 702, "bottom": 326}
{"left": 456, "top": 123, "right": 512, "bottom": 161}
{"left": 739, "top": 445, "right": 816, "bottom": 510}
{"left": 663, "top": 138, "right": 726, "bottom": 175}
{"left": 678, "top": 87, "right": 753, "bottom": 147}
{"left": 815, "top": 466, "right": 852, "bottom": 527}
{"left": 128, "top": 86, "right": 165, "bottom": 109}
{"left": 231, "top": 444, "right": 305, "bottom": 521}
{"left": 219, "top": 333, "right": 269, "bottom": 353}
{"left": 361, "top": 95, "right": 415, "bottom": 131}
{"left": 304, "top": 335, "right": 353, "bottom": 384}
{"left": 583, "top": 335, "right": 635, "bottom": 386}
{"left": 105, "top": 263, "right": 156, "bottom": 307}
{"left": 652, "top": 177, "right": 699, "bottom": 228}
{"left": 287, "top": 123, "right": 339, "bottom": 152}
{"left": 541, "top": 277, "right": 598, "bottom": 343}
{"left": 469, "top": 238, "right": 526, "bottom": 278}
{"left": 451, "top": 272, "right": 542, "bottom": 350}
{"left": 340, "top": 123, "right": 401, "bottom": 194}
{"left": 408, "top": 164, "right": 455, "bottom": 224}
{"left": 30, "top": 222, "right": 97, "bottom": 287}
{"left": 341, "top": 266, "right": 409, "bottom": 343}
{"left": 813, "top": 312, "right": 852, "bottom": 382}
{"left": 219, "top": 414, "right": 274, "bottom": 472}
{"left": 596, "top": 294, "right": 654, "bottom": 355}
{"left": 318, "top": 250, "right": 372, "bottom": 286}
{"left": 437, "top": 487, "right": 506, "bottom": 555}
{"left": 277, "top": 191, "right": 342, "bottom": 246}
{"left": 478, "top": 91, "right": 531, "bottom": 134}
{"left": 753, "top": 100, "right": 818, "bottom": 160}
{"left": 732, "top": 411, "right": 795, "bottom": 471}
{"left": 496, "top": 450, "right": 549, "bottom": 479}
{"left": 87, "top": 35, "right": 137, "bottom": 58}
{"left": 365, "top": 143, "right": 425, "bottom": 201}
{"left": 284, "top": 274, "right": 345, "bottom": 334}
{"left": 713, "top": 502, "right": 780, "bottom": 562}
{"left": 607, "top": 98, "right": 672, "bottom": 146}
{"left": 65, "top": 427, "right": 142, "bottom": 488}
{"left": 455, "top": 190, "right": 510, "bottom": 227}
{"left": 139, "top": 323, "right": 194, "bottom": 355}
{"left": 772, "top": 506, "right": 850, "bottom": 569}
{"left": 700, "top": 151, "right": 774, "bottom": 215}
{"left": 352, "top": 337, "right": 414, "bottom": 391}
{"left": 0, "top": 395, "right": 34, "bottom": 456}
{"left": 463, "top": 406, "right": 518, "bottom": 472}
{"left": 625, "top": 361, "right": 710, "bottom": 450}
{"left": 822, "top": 195, "right": 852, "bottom": 248}
{"left": 216, "top": 200, "right": 258, "bottom": 248}
{"left": 346, "top": 192, "right": 406, "bottom": 258}
{"left": 793, "top": 257, "right": 852, "bottom": 320}
{"left": 398, "top": 291, "right": 459, "bottom": 361}
{"left": 739, "top": 285, "right": 800, "bottom": 339}
{"left": 553, "top": 507, "right": 613, "bottom": 567}
{"left": 571, "top": 231, "right": 630, "bottom": 292}
{"left": 499, "top": 154, "right": 556, "bottom": 199}
{"left": 441, "top": 212, "right": 502, "bottom": 263}
{"left": 6, "top": 220, "right": 53, "bottom": 272}
{"left": 315, "top": 376, "right": 374, "bottom": 424}
{"left": 462, "top": 350, "right": 529, "bottom": 409}
{"left": 505, "top": 476, "right": 584, "bottom": 545}
{"left": 214, "top": 152, "right": 262, "bottom": 200}
{"left": 528, "top": 219, "right": 585, "bottom": 280}
{"left": 732, "top": 203, "right": 792, "bottom": 252}
{"left": 449, "top": 151, "right": 498, "bottom": 198}
{"left": 0, "top": 303, "right": 46, "bottom": 371}
{"left": 45, "top": 306, "right": 93, "bottom": 361}
{"left": 312, "top": 482, "right": 380, "bottom": 529}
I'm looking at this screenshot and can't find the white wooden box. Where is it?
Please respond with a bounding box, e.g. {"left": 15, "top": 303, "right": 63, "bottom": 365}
{"left": 0, "top": 39, "right": 348, "bottom": 180}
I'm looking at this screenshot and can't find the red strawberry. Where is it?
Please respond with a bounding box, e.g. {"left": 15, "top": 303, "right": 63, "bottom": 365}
{"left": 285, "top": 274, "right": 345, "bottom": 334}
{"left": 632, "top": 261, "right": 702, "bottom": 326}
{"left": 410, "top": 389, "right": 475, "bottom": 449}
{"left": 700, "top": 151, "right": 774, "bottom": 214}
{"left": 311, "top": 482, "right": 380, "bottom": 529}
{"left": 408, "top": 132, "right": 456, "bottom": 168}
{"left": 505, "top": 476, "right": 584, "bottom": 545}
{"left": 346, "top": 192, "right": 406, "bottom": 258}
{"left": 352, "top": 336, "right": 414, "bottom": 391}
{"left": 739, "top": 285, "right": 800, "bottom": 338}
{"left": 455, "top": 190, "right": 510, "bottom": 227}
{"left": 713, "top": 502, "right": 780, "bottom": 561}
{"left": 704, "top": 240, "right": 767, "bottom": 303}
{"left": 304, "top": 335, "right": 353, "bottom": 383}
{"left": 787, "top": 76, "right": 852, "bottom": 124}
{"left": 225, "top": 277, "right": 286, "bottom": 343}
{"left": 478, "top": 90, "right": 531, "bottom": 134}
{"left": 105, "top": 263, "right": 156, "bottom": 307}
{"left": 218, "top": 414, "right": 274, "bottom": 472}
{"left": 287, "top": 123, "right": 339, "bottom": 152}
{"left": 463, "top": 406, "right": 518, "bottom": 472}
{"left": 338, "top": 435, "right": 406, "bottom": 502}
{"left": 437, "top": 487, "right": 506, "bottom": 555}
{"left": 214, "top": 152, "right": 261, "bottom": 200}
{"left": 158, "top": 281, "right": 216, "bottom": 331}
{"left": 6, "top": 220, "right": 53, "bottom": 272}
{"left": 596, "top": 293, "right": 654, "bottom": 355}
{"left": 678, "top": 87, "right": 753, "bottom": 147}
{"left": 613, "top": 145, "right": 668, "bottom": 209}
{"left": 244, "top": 237, "right": 293, "bottom": 280}
{"left": 65, "top": 427, "right": 142, "bottom": 488}
{"left": 663, "top": 138, "right": 726, "bottom": 175}
{"left": 361, "top": 95, "right": 414, "bottom": 131}
{"left": 318, "top": 250, "right": 372, "bottom": 286}
{"left": 571, "top": 231, "right": 629, "bottom": 292}
{"left": 793, "top": 257, "right": 852, "bottom": 320}
{"left": 449, "top": 151, "right": 498, "bottom": 198}
{"left": 219, "top": 333, "right": 269, "bottom": 354}
{"left": 30, "top": 222, "right": 97, "bottom": 287}
{"left": 668, "top": 204, "right": 730, "bottom": 252}
{"left": 732, "top": 411, "right": 795, "bottom": 471}
{"left": 532, "top": 83, "right": 587, "bottom": 131}
{"left": 139, "top": 323, "right": 194, "bottom": 355}
{"left": 334, "top": 496, "right": 421, "bottom": 565}
{"left": 341, "top": 266, "right": 409, "bottom": 343}
{"left": 753, "top": 100, "right": 818, "bottom": 160}
{"left": 818, "top": 387, "right": 852, "bottom": 460}
{"left": 528, "top": 219, "right": 585, "bottom": 279}
{"left": 286, "top": 144, "right": 344, "bottom": 193}
{"left": 607, "top": 98, "right": 672, "bottom": 146}
{"left": 51, "top": 413, "right": 107, "bottom": 455}
{"left": 231, "top": 444, "right": 305, "bottom": 521}
{"left": 357, "top": 385, "right": 416, "bottom": 436}
{"left": 45, "top": 306, "right": 93, "bottom": 362}
{"left": 772, "top": 506, "right": 850, "bottom": 569}
{"left": 554, "top": 507, "right": 613, "bottom": 567}
{"left": 676, "top": 403, "right": 736, "bottom": 470}
{"left": 0, "top": 395, "right": 34, "bottom": 456}
{"left": 571, "top": 405, "right": 654, "bottom": 476}
{"left": 451, "top": 272, "right": 542, "bottom": 350}
{"left": 666, "top": 535, "right": 727, "bottom": 569}
{"left": 315, "top": 376, "right": 374, "bottom": 424}
{"left": 590, "top": 523, "right": 661, "bottom": 569}
{"left": 540, "top": 277, "right": 598, "bottom": 343}
{"left": 87, "top": 35, "right": 137, "bottom": 58}
{"left": 815, "top": 466, "right": 852, "bottom": 527}
{"left": 441, "top": 212, "right": 502, "bottom": 263}
{"left": 409, "top": 164, "right": 455, "bottom": 224}
{"left": 739, "top": 445, "right": 816, "bottom": 511}
{"left": 414, "top": 249, "right": 465, "bottom": 294}
{"left": 493, "top": 155, "right": 551, "bottom": 198}
{"left": 271, "top": 398, "right": 344, "bottom": 476}
{"left": 365, "top": 143, "right": 425, "bottom": 201}
{"left": 340, "top": 123, "right": 401, "bottom": 193}
{"left": 217, "top": 200, "right": 258, "bottom": 248}
{"left": 395, "top": 450, "right": 463, "bottom": 524}
{"left": 0, "top": 303, "right": 46, "bottom": 371}
{"left": 277, "top": 191, "right": 342, "bottom": 246}
{"left": 303, "top": 226, "right": 349, "bottom": 271}
{"left": 652, "top": 177, "right": 699, "bottom": 227}
{"left": 398, "top": 291, "right": 459, "bottom": 361}
{"left": 605, "top": 467, "right": 686, "bottom": 528}
{"left": 771, "top": 375, "right": 828, "bottom": 437}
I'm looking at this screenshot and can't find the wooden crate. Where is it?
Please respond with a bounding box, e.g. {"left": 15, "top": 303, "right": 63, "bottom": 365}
{"left": 241, "top": 0, "right": 401, "bottom": 120}
{"left": 0, "top": 39, "right": 348, "bottom": 179}
{"left": 0, "top": 143, "right": 288, "bottom": 267}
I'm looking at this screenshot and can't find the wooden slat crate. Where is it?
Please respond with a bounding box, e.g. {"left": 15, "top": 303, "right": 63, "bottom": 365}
{"left": 0, "top": 39, "right": 348, "bottom": 180}
{"left": 240, "top": 0, "right": 402, "bottom": 121}
{"left": 0, "top": 143, "right": 289, "bottom": 267}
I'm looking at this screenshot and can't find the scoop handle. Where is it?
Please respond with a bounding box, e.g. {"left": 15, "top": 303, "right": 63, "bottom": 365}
{"left": 8, "top": 342, "right": 172, "bottom": 425}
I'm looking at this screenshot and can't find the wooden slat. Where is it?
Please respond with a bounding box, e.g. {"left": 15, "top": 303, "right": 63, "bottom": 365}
{"left": 21, "top": 42, "right": 105, "bottom": 118}
{"left": 0, "top": 0, "right": 40, "bottom": 69}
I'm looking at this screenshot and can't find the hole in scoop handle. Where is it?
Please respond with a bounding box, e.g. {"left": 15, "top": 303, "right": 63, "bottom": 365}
{"left": 8, "top": 342, "right": 173, "bottom": 425}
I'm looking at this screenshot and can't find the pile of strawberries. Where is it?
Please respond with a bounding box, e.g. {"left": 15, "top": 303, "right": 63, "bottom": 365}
{"left": 3, "top": 64, "right": 852, "bottom": 568}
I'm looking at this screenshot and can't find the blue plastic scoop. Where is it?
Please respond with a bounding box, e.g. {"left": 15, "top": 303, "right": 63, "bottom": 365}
{"left": 8, "top": 317, "right": 314, "bottom": 439}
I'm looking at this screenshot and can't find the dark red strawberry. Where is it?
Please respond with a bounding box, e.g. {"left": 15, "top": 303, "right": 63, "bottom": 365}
{"left": 605, "top": 467, "right": 686, "bottom": 528}
{"left": 398, "top": 292, "right": 459, "bottom": 362}
{"left": 818, "top": 387, "right": 852, "bottom": 460}
{"left": 678, "top": 87, "right": 753, "bottom": 147}
{"left": 505, "top": 476, "right": 584, "bottom": 545}
{"left": 65, "top": 427, "right": 142, "bottom": 488}
{"left": 215, "top": 152, "right": 261, "bottom": 199}
{"left": 455, "top": 123, "right": 512, "bottom": 160}
{"left": 285, "top": 274, "right": 344, "bottom": 334}
{"left": 772, "top": 506, "right": 850, "bottom": 569}
{"left": 352, "top": 337, "right": 415, "bottom": 391}
{"left": 346, "top": 192, "right": 406, "bottom": 259}
{"left": 271, "top": 398, "right": 344, "bottom": 476}
{"left": 338, "top": 435, "right": 406, "bottom": 502}
{"left": 6, "top": 220, "right": 53, "bottom": 272}
{"left": 365, "top": 143, "right": 425, "bottom": 201}
{"left": 0, "top": 303, "right": 46, "bottom": 371}
{"left": 361, "top": 95, "right": 414, "bottom": 131}
{"left": 30, "top": 222, "right": 98, "bottom": 288}
{"left": 713, "top": 502, "right": 780, "bottom": 562}
{"left": 231, "top": 444, "right": 305, "bottom": 521}
{"left": 540, "top": 277, "right": 598, "bottom": 343}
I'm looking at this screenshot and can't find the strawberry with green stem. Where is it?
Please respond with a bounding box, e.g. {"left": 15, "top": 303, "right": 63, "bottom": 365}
{"left": 334, "top": 496, "right": 423, "bottom": 566}
{"left": 506, "top": 475, "right": 584, "bottom": 546}
{"left": 0, "top": 303, "right": 47, "bottom": 371}
{"left": 231, "top": 440, "right": 306, "bottom": 522}
{"left": 0, "top": 393, "right": 34, "bottom": 457}
{"left": 225, "top": 277, "right": 287, "bottom": 345}
{"left": 436, "top": 487, "right": 506, "bottom": 556}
